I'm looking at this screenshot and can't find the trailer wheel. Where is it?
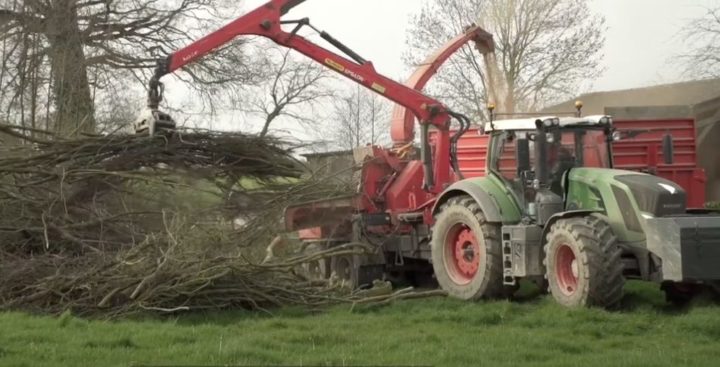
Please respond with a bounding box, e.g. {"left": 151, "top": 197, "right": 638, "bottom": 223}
{"left": 301, "top": 243, "right": 330, "bottom": 280}
{"left": 661, "top": 282, "right": 700, "bottom": 306}
{"left": 545, "top": 214, "right": 624, "bottom": 308}
{"left": 431, "top": 196, "right": 504, "bottom": 300}
{"left": 708, "top": 281, "right": 720, "bottom": 298}
{"left": 331, "top": 254, "right": 357, "bottom": 288}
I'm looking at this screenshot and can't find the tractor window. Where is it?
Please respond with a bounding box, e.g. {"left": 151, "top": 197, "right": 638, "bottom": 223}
{"left": 547, "top": 132, "right": 578, "bottom": 194}
{"left": 497, "top": 138, "right": 517, "bottom": 180}
{"left": 547, "top": 132, "right": 578, "bottom": 173}
{"left": 492, "top": 133, "right": 535, "bottom": 181}
{"left": 582, "top": 131, "right": 610, "bottom": 168}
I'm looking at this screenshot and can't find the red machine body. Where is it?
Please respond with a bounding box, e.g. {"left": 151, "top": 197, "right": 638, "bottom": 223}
{"left": 148, "top": 0, "right": 497, "bottom": 243}
{"left": 283, "top": 24, "right": 497, "bottom": 241}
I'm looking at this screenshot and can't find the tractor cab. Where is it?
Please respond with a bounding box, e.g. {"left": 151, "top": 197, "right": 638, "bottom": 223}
{"left": 484, "top": 115, "right": 615, "bottom": 222}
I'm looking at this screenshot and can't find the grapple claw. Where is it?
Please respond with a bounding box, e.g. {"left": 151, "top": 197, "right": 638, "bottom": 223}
{"left": 134, "top": 108, "right": 176, "bottom": 136}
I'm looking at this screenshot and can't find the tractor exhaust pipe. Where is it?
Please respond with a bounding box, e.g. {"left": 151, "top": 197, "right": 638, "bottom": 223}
{"left": 535, "top": 126, "right": 549, "bottom": 187}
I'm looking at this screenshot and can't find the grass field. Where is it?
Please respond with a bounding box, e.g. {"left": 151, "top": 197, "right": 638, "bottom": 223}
{"left": 2, "top": 281, "right": 720, "bottom": 367}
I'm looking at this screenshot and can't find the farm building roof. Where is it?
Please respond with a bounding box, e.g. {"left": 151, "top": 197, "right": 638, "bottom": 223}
{"left": 543, "top": 79, "right": 720, "bottom": 115}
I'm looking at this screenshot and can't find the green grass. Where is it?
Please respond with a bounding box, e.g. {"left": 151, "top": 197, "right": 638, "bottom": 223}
{"left": 2, "top": 282, "right": 720, "bottom": 367}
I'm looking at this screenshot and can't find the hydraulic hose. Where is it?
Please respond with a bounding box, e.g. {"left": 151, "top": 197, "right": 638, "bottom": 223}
{"left": 449, "top": 111, "right": 471, "bottom": 180}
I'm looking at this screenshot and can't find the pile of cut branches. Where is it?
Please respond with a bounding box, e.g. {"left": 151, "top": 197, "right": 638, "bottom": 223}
{"left": 0, "top": 126, "right": 443, "bottom": 316}
{"left": 0, "top": 215, "right": 377, "bottom": 316}
{"left": 0, "top": 126, "right": 304, "bottom": 314}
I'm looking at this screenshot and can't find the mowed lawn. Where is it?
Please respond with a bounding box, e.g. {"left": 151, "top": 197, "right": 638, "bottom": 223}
{"left": 2, "top": 282, "right": 720, "bottom": 367}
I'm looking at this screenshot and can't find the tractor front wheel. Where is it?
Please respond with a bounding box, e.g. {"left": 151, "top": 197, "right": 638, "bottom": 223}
{"left": 545, "top": 214, "right": 625, "bottom": 308}
{"left": 431, "top": 196, "right": 504, "bottom": 300}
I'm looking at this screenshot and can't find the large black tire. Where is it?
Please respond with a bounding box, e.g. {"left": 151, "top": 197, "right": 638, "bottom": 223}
{"left": 430, "top": 196, "right": 504, "bottom": 300}
{"left": 544, "top": 214, "right": 625, "bottom": 308}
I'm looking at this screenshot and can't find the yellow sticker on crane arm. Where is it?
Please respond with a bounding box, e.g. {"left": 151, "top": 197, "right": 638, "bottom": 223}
{"left": 371, "top": 83, "right": 386, "bottom": 94}
{"left": 325, "top": 58, "right": 345, "bottom": 72}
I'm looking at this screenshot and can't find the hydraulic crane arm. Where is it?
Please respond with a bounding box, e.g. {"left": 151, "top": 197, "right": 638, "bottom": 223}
{"left": 142, "top": 0, "right": 471, "bottom": 193}
{"left": 152, "top": 0, "right": 449, "bottom": 127}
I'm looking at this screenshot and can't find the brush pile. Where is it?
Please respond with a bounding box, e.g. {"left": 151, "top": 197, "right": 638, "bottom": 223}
{"left": 0, "top": 125, "right": 446, "bottom": 317}
{"left": 0, "top": 126, "right": 305, "bottom": 254}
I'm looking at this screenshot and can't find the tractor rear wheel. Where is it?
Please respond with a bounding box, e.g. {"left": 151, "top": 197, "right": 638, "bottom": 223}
{"left": 431, "top": 196, "right": 504, "bottom": 300}
{"left": 545, "top": 214, "right": 625, "bottom": 308}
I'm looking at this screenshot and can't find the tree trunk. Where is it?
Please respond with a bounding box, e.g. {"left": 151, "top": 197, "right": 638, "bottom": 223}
{"left": 46, "top": 0, "right": 95, "bottom": 137}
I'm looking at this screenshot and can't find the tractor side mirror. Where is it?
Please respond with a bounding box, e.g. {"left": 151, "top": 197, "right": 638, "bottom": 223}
{"left": 662, "top": 133, "right": 674, "bottom": 165}
{"left": 516, "top": 138, "right": 531, "bottom": 175}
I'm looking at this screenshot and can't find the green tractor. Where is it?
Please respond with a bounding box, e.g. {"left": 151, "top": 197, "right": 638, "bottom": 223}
{"left": 431, "top": 115, "right": 720, "bottom": 307}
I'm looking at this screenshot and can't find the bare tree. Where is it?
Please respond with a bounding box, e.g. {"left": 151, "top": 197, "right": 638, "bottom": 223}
{"left": 0, "top": 8, "right": 48, "bottom": 137}
{"left": 245, "top": 45, "right": 332, "bottom": 138}
{"left": 0, "top": 0, "right": 257, "bottom": 136}
{"left": 679, "top": 6, "right": 720, "bottom": 79}
{"left": 329, "top": 86, "right": 391, "bottom": 151}
{"left": 405, "top": 0, "right": 605, "bottom": 118}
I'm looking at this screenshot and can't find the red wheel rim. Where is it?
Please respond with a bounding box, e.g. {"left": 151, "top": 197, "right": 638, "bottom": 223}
{"left": 555, "top": 244, "right": 579, "bottom": 296}
{"left": 444, "top": 223, "right": 481, "bottom": 285}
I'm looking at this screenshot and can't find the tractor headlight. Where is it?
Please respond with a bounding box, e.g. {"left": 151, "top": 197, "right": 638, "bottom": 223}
{"left": 542, "top": 118, "right": 560, "bottom": 127}
{"left": 600, "top": 116, "right": 613, "bottom": 125}
{"left": 612, "top": 131, "right": 622, "bottom": 142}
{"left": 547, "top": 133, "right": 555, "bottom": 143}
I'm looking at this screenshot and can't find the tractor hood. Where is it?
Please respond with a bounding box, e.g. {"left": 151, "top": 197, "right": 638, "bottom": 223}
{"left": 567, "top": 168, "right": 687, "bottom": 218}
{"left": 614, "top": 174, "right": 687, "bottom": 217}
{"left": 566, "top": 168, "right": 691, "bottom": 244}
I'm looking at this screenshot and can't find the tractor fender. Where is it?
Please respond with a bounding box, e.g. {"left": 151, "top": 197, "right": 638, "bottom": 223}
{"left": 541, "top": 210, "right": 602, "bottom": 244}
{"left": 432, "top": 180, "right": 506, "bottom": 223}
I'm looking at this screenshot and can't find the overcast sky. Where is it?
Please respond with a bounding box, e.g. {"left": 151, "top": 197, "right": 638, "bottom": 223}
{"left": 240, "top": 0, "right": 715, "bottom": 92}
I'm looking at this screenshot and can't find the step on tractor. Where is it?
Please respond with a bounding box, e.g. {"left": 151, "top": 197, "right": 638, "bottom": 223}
{"left": 135, "top": 0, "right": 720, "bottom": 307}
